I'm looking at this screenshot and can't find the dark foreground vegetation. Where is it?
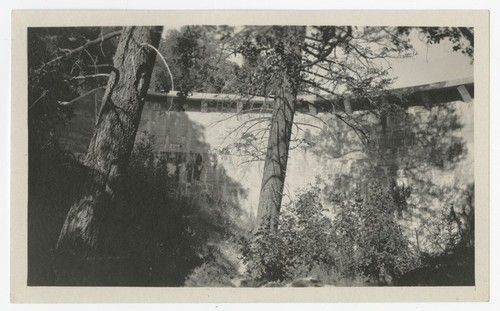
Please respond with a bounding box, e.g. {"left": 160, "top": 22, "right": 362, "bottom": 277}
{"left": 29, "top": 135, "right": 240, "bottom": 286}
{"left": 28, "top": 132, "right": 474, "bottom": 286}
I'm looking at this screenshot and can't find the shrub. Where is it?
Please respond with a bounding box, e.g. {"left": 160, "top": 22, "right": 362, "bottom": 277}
{"left": 241, "top": 185, "right": 417, "bottom": 285}
{"left": 425, "top": 183, "right": 475, "bottom": 253}
{"left": 394, "top": 184, "right": 475, "bottom": 286}
{"left": 241, "top": 187, "right": 339, "bottom": 283}
{"left": 332, "top": 186, "right": 418, "bottom": 284}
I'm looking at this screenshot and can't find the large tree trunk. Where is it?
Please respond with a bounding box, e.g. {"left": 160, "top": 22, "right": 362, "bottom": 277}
{"left": 255, "top": 84, "right": 297, "bottom": 232}
{"left": 255, "top": 26, "right": 306, "bottom": 233}
{"left": 57, "top": 26, "right": 162, "bottom": 255}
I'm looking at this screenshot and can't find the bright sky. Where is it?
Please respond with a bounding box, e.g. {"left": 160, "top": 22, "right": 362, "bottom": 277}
{"left": 388, "top": 30, "right": 473, "bottom": 88}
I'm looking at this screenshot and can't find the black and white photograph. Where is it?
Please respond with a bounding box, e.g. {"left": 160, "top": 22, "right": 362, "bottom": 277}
{"left": 10, "top": 10, "right": 490, "bottom": 302}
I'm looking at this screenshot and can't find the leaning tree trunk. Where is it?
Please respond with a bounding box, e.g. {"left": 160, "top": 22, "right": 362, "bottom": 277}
{"left": 255, "top": 84, "right": 297, "bottom": 233}
{"left": 57, "top": 26, "right": 162, "bottom": 255}
{"left": 255, "top": 26, "right": 306, "bottom": 233}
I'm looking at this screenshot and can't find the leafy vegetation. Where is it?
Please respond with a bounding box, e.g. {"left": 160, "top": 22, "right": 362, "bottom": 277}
{"left": 398, "top": 27, "right": 474, "bottom": 60}
{"left": 150, "top": 26, "right": 240, "bottom": 95}
{"left": 395, "top": 184, "right": 475, "bottom": 286}
{"left": 332, "top": 186, "right": 418, "bottom": 283}
{"left": 241, "top": 185, "right": 419, "bottom": 286}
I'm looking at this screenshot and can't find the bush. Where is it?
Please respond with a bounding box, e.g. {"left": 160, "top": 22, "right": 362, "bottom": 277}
{"left": 425, "top": 183, "right": 474, "bottom": 253}
{"left": 395, "top": 184, "right": 475, "bottom": 286}
{"left": 241, "top": 185, "right": 417, "bottom": 285}
{"left": 241, "top": 187, "right": 337, "bottom": 283}
{"left": 332, "top": 186, "right": 418, "bottom": 284}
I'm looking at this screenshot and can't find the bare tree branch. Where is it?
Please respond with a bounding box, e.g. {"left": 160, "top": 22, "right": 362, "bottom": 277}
{"left": 28, "top": 90, "right": 48, "bottom": 110}
{"left": 67, "top": 73, "right": 110, "bottom": 81}
{"left": 35, "top": 30, "right": 122, "bottom": 73}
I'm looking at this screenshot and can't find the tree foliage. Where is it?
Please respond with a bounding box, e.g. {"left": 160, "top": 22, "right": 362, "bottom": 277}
{"left": 150, "top": 26, "right": 240, "bottom": 95}
{"left": 399, "top": 27, "right": 474, "bottom": 60}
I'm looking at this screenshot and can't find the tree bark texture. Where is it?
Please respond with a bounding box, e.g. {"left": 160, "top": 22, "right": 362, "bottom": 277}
{"left": 255, "top": 26, "right": 306, "bottom": 233}
{"left": 57, "top": 26, "right": 162, "bottom": 254}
